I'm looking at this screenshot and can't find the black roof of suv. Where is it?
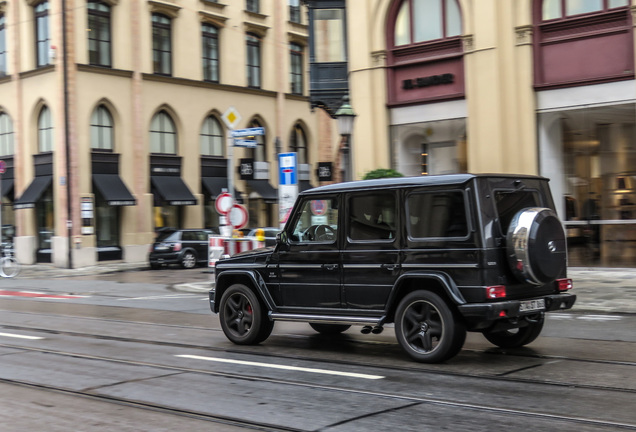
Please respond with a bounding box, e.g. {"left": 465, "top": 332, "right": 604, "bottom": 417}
{"left": 209, "top": 174, "right": 576, "bottom": 363}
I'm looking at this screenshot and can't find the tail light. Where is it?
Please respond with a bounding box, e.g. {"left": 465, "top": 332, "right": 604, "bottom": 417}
{"left": 173, "top": 243, "right": 182, "bottom": 252}
{"left": 556, "top": 278, "right": 573, "bottom": 292}
{"left": 486, "top": 285, "right": 506, "bottom": 299}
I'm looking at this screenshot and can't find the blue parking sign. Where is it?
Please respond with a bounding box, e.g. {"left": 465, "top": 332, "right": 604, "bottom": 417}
{"left": 279, "top": 153, "right": 297, "bottom": 185}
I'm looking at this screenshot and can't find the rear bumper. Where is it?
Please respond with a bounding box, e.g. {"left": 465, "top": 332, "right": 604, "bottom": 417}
{"left": 458, "top": 293, "right": 576, "bottom": 321}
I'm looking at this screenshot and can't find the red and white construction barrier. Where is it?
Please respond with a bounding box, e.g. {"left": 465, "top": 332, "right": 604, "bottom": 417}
{"left": 208, "top": 236, "right": 266, "bottom": 268}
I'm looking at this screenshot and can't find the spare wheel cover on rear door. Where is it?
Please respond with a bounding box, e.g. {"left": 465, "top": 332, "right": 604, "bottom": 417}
{"left": 506, "top": 207, "right": 567, "bottom": 285}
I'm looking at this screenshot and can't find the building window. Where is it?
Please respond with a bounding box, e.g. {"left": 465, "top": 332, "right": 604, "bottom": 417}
{"left": 35, "top": 1, "right": 50, "bottom": 67}
{"left": 249, "top": 119, "right": 266, "bottom": 161}
{"left": 38, "top": 106, "right": 53, "bottom": 153}
{"left": 150, "top": 111, "right": 177, "bottom": 154}
{"left": 289, "top": 123, "right": 307, "bottom": 164}
{"left": 542, "top": 0, "right": 628, "bottom": 20}
{"left": 202, "top": 24, "right": 219, "bottom": 82}
{"left": 87, "top": 1, "right": 112, "bottom": 67}
{"left": 200, "top": 116, "right": 223, "bottom": 156}
{"left": 314, "top": 8, "right": 346, "bottom": 62}
{"left": 246, "top": 0, "right": 259, "bottom": 13}
{"left": 0, "top": 112, "right": 14, "bottom": 156}
{"left": 90, "top": 105, "right": 114, "bottom": 151}
{"left": 0, "top": 15, "right": 6, "bottom": 76}
{"left": 394, "top": 0, "right": 461, "bottom": 46}
{"left": 289, "top": 0, "right": 301, "bottom": 23}
{"left": 290, "top": 43, "right": 303, "bottom": 95}
{"left": 152, "top": 13, "right": 172, "bottom": 75}
{"left": 246, "top": 33, "right": 261, "bottom": 88}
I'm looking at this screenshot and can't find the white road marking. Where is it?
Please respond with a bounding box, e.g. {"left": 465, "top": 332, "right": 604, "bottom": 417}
{"left": 117, "top": 294, "right": 202, "bottom": 301}
{"left": 176, "top": 354, "right": 385, "bottom": 380}
{"left": 0, "top": 332, "right": 44, "bottom": 340}
{"left": 577, "top": 314, "right": 623, "bottom": 321}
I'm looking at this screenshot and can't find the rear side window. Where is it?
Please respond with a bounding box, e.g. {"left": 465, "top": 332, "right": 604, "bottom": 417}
{"left": 407, "top": 191, "right": 467, "bottom": 239}
{"left": 156, "top": 231, "right": 179, "bottom": 242}
{"left": 348, "top": 192, "right": 396, "bottom": 241}
{"left": 495, "top": 190, "right": 541, "bottom": 232}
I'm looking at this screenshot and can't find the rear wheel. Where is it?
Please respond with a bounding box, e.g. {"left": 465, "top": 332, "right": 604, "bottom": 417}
{"left": 483, "top": 317, "right": 544, "bottom": 348}
{"left": 219, "top": 284, "right": 273, "bottom": 345}
{"left": 180, "top": 251, "right": 197, "bottom": 269}
{"left": 395, "top": 290, "right": 466, "bottom": 363}
{"left": 309, "top": 323, "right": 351, "bottom": 335}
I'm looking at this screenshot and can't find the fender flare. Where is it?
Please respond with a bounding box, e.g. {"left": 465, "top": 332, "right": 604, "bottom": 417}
{"left": 214, "top": 270, "right": 276, "bottom": 313}
{"left": 386, "top": 271, "right": 466, "bottom": 316}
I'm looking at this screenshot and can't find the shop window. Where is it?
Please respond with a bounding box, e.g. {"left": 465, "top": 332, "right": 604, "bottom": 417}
{"left": 0, "top": 112, "right": 14, "bottom": 156}
{"left": 202, "top": 24, "right": 219, "bottom": 83}
{"left": 289, "top": 123, "right": 307, "bottom": 164}
{"left": 152, "top": 13, "right": 172, "bottom": 75}
{"left": 246, "top": 33, "right": 261, "bottom": 88}
{"left": 290, "top": 43, "right": 304, "bottom": 95}
{"left": 36, "top": 186, "right": 54, "bottom": 252}
{"left": 394, "top": 0, "right": 461, "bottom": 46}
{"left": 90, "top": 105, "right": 114, "bottom": 151}
{"left": 88, "top": 1, "right": 112, "bottom": 67}
{"left": 0, "top": 14, "right": 6, "bottom": 76}
{"left": 35, "top": 1, "right": 50, "bottom": 67}
{"left": 150, "top": 110, "right": 177, "bottom": 154}
{"left": 200, "top": 116, "right": 223, "bottom": 157}
{"left": 38, "top": 106, "right": 53, "bottom": 153}
{"left": 542, "top": 0, "right": 628, "bottom": 20}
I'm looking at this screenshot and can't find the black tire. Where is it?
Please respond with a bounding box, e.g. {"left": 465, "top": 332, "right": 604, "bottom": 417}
{"left": 180, "top": 251, "right": 197, "bottom": 269}
{"left": 309, "top": 323, "right": 351, "bottom": 335}
{"left": 219, "top": 284, "right": 273, "bottom": 345}
{"left": 483, "top": 317, "right": 544, "bottom": 348}
{"left": 150, "top": 263, "right": 161, "bottom": 270}
{"left": 394, "top": 290, "right": 466, "bottom": 363}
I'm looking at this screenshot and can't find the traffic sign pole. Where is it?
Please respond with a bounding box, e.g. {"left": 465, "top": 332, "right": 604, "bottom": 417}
{"left": 0, "top": 160, "right": 5, "bottom": 246}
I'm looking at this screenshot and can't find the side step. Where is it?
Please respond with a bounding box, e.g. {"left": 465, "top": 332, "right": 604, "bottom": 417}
{"left": 269, "top": 313, "right": 383, "bottom": 327}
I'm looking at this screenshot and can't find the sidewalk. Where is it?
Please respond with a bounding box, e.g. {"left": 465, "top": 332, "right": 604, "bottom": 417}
{"left": 10, "top": 263, "right": 636, "bottom": 314}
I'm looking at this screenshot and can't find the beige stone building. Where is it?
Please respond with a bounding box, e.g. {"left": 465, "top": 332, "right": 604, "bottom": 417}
{"left": 0, "top": 0, "right": 338, "bottom": 267}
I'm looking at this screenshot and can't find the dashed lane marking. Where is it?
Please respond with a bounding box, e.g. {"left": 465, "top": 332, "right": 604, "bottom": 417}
{"left": 549, "top": 313, "right": 623, "bottom": 321}
{"left": 0, "top": 290, "right": 87, "bottom": 300}
{"left": 176, "top": 354, "right": 385, "bottom": 380}
{"left": 0, "top": 332, "right": 44, "bottom": 340}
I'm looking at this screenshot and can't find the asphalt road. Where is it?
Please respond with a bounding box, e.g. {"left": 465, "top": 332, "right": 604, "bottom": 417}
{"left": 0, "top": 267, "right": 634, "bottom": 431}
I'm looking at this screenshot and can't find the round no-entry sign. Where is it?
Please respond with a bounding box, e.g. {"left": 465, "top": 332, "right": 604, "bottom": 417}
{"left": 215, "top": 192, "right": 233, "bottom": 215}
{"left": 229, "top": 204, "right": 249, "bottom": 229}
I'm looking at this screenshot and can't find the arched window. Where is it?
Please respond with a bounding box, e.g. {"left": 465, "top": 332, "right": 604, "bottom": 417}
{"left": 394, "top": 0, "right": 461, "bottom": 46}
{"left": 0, "top": 112, "right": 14, "bottom": 156}
{"left": 200, "top": 115, "right": 223, "bottom": 156}
{"left": 542, "top": 0, "right": 627, "bottom": 20}
{"left": 87, "top": 0, "right": 112, "bottom": 67}
{"left": 90, "top": 105, "right": 114, "bottom": 150}
{"left": 289, "top": 123, "right": 307, "bottom": 164}
{"left": 38, "top": 106, "right": 53, "bottom": 152}
{"left": 249, "top": 118, "right": 266, "bottom": 161}
{"left": 150, "top": 110, "right": 176, "bottom": 154}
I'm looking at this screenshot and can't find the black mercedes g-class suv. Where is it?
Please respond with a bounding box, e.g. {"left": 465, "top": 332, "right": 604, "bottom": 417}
{"left": 209, "top": 174, "right": 576, "bottom": 363}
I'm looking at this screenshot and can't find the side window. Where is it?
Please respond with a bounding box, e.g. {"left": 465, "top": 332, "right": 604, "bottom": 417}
{"left": 348, "top": 192, "right": 396, "bottom": 241}
{"left": 182, "top": 231, "right": 195, "bottom": 241}
{"left": 290, "top": 197, "right": 338, "bottom": 243}
{"left": 407, "top": 191, "right": 467, "bottom": 239}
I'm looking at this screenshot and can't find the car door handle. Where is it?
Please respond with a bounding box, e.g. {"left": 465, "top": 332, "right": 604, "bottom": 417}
{"left": 381, "top": 264, "right": 400, "bottom": 271}
{"left": 322, "top": 264, "right": 339, "bottom": 271}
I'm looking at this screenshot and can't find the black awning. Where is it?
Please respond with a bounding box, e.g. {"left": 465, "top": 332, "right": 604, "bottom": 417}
{"left": 201, "top": 177, "right": 243, "bottom": 203}
{"left": 14, "top": 176, "right": 52, "bottom": 209}
{"left": 93, "top": 174, "right": 136, "bottom": 206}
{"left": 299, "top": 180, "right": 314, "bottom": 192}
{"left": 1, "top": 178, "right": 14, "bottom": 199}
{"left": 247, "top": 180, "right": 278, "bottom": 203}
{"left": 151, "top": 176, "right": 197, "bottom": 206}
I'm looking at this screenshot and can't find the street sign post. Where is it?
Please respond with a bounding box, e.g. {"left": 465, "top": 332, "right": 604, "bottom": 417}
{"left": 231, "top": 127, "right": 265, "bottom": 138}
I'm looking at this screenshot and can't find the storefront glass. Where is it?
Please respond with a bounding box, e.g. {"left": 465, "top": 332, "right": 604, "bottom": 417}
{"left": 36, "top": 186, "right": 54, "bottom": 251}
{"left": 557, "top": 103, "right": 636, "bottom": 267}
{"left": 153, "top": 205, "right": 180, "bottom": 231}
{"left": 390, "top": 118, "right": 467, "bottom": 176}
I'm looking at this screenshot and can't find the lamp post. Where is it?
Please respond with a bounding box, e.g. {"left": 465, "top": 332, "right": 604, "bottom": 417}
{"left": 334, "top": 95, "right": 356, "bottom": 182}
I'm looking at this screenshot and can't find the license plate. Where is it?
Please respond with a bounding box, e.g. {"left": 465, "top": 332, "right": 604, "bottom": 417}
{"left": 519, "top": 298, "right": 545, "bottom": 312}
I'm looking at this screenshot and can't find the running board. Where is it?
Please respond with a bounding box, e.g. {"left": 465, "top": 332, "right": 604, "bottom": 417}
{"left": 269, "top": 313, "right": 382, "bottom": 327}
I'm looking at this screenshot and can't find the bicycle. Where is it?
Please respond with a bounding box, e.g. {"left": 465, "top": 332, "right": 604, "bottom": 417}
{"left": 0, "top": 243, "right": 21, "bottom": 278}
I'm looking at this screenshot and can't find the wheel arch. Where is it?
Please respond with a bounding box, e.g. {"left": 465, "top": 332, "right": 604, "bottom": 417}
{"left": 385, "top": 272, "right": 466, "bottom": 322}
{"left": 214, "top": 270, "right": 275, "bottom": 313}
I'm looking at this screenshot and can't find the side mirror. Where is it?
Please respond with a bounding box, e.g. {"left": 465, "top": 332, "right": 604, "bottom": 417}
{"left": 276, "top": 231, "right": 290, "bottom": 251}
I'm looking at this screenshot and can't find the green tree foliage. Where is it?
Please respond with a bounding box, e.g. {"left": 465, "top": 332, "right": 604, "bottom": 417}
{"left": 362, "top": 168, "right": 404, "bottom": 180}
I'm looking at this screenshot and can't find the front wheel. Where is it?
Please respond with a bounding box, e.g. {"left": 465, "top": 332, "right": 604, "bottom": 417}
{"left": 219, "top": 284, "right": 273, "bottom": 345}
{"left": 0, "top": 257, "right": 20, "bottom": 278}
{"left": 394, "top": 290, "right": 466, "bottom": 363}
{"left": 483, "top": 317, "right": 544, "bottom": 348}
